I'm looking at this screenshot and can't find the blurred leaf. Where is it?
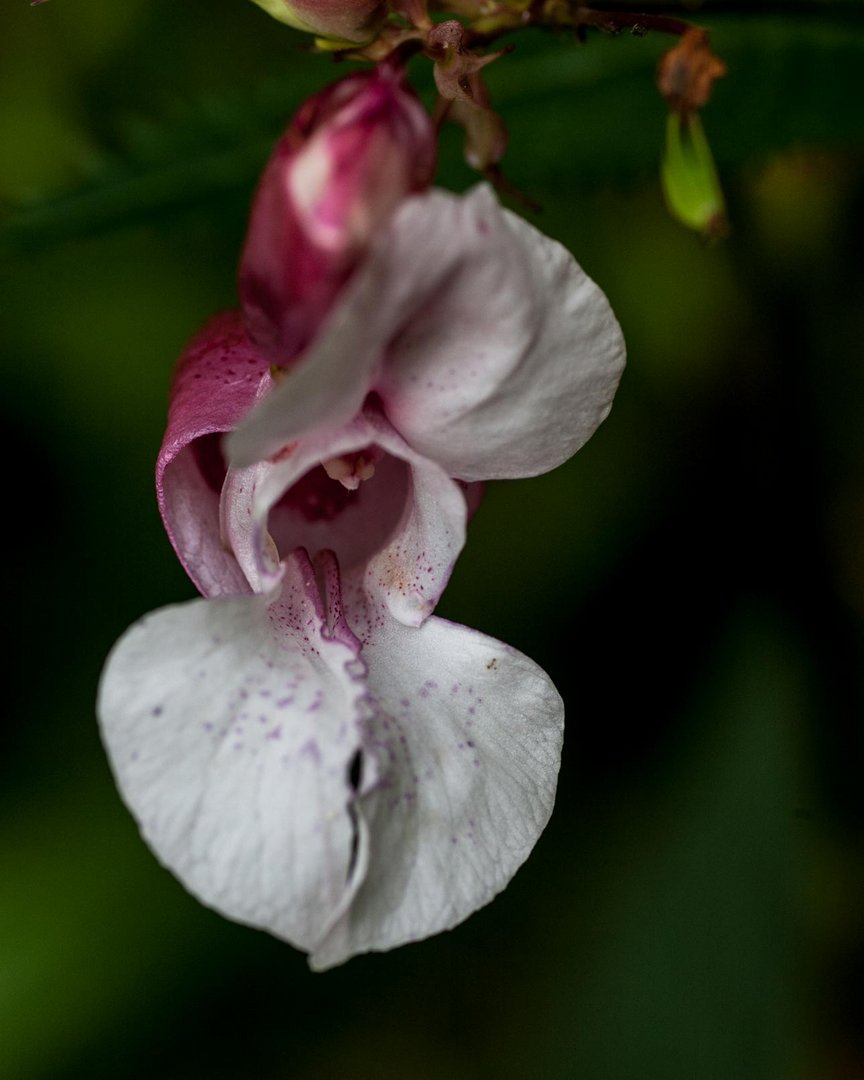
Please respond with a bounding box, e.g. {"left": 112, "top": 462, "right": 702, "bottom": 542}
{"left": 1, "top": 15, "right": 863, "bottom": 253}
{"left": 0, "top": 763, "right": 220, "bottom": 1079}
{"left": 495, "top": 15, "right": 864, "bottom": 194}
{"left": 528, "top": 606, "right": 813, "bottom": 1080}
{"left": 0, "top": 67, "right": 337, "bottom": 256}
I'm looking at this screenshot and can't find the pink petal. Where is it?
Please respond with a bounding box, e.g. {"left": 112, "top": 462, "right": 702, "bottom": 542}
{"left": 157, "top": 311, "right": 269, "bottom": 597}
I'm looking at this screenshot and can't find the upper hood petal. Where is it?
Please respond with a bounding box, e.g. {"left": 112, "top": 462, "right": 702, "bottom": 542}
{"left": 227, "top": 185, "right": 624, "bottom": 482}
{"left": 226, "top": 187, "right": 475, "bottom": 469}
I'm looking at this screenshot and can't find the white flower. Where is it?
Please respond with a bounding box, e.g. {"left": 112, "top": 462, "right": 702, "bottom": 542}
{"left": 99, "top": 154, "right": 624, "bottom": 967}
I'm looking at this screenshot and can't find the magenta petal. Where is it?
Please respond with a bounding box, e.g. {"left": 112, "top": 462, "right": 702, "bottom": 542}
{"left": 157, "top": 311, "right": 270, "bottom": 596}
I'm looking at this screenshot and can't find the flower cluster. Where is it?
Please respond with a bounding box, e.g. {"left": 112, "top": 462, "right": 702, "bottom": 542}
{"left": 98, "top": 65, "right": 625, "bottom": 969}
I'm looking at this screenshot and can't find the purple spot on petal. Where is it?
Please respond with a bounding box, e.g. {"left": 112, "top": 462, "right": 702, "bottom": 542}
{"left": 300, "top": 737, "right": 320, "bottom": 761}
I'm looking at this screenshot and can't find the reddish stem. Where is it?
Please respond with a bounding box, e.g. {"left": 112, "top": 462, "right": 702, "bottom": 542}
{"left": 576, "top": 6, "right": 691, "bottom": 36}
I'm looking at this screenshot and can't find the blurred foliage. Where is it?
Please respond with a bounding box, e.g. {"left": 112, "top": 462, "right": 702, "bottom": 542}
{"left": 2, "top": 1, "right": 863, "bottom": 1078}
{"left": 2, "top": 12, "right": 864, "bottom": 251}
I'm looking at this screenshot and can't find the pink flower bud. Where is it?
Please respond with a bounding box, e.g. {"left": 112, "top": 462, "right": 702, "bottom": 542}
{"left": 239, "top": 69, "right": 436, "bottom": 365}
{"left": 250, "top": 0, "right": 386, "bottom": 45}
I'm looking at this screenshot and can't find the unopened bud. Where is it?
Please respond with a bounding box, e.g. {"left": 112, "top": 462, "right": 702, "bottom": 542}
{"left": 239, "top": 69, "right": 436, "bottom": 363}
{"left": 250, "top": 0, "right": 385, "bottom": 44}
{"left": 661, "top": 111, "right": 726, "bottom": 237}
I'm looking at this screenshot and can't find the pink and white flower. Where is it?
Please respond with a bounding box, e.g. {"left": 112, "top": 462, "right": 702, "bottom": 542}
{"left": 98, "top": 74, "right": 626, "bottom": 968}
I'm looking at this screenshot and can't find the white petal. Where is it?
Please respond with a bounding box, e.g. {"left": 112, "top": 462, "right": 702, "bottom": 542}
{"left": 98, "top": 553, "right": 370, "bottom": 952}
{"left": 225, "top": 188, "right": 494, "bottom": 469}
{"left": 311, "top": 593, "right": 564, "bottom": 969}
{"left": 379, "top": 187, "right": 627, "bottom": 480}
{"left": 228, "top": 185, "right": 624, "bottom": 482}
{"left": 224, "top": 410, "right": 466, "bottom": 627}
{"left": 358, "top": 414, "right": 465, "bottom": 627}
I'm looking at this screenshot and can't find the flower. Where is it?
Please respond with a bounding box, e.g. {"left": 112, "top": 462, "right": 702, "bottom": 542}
{"left": 159, "top": 318, "right": 470, "bottom": 625}
{"left": 104, "top": 304, "right": 567, "bottom": 966}
{"left": 98, "top": 75, "right": 626, "bottom": 968}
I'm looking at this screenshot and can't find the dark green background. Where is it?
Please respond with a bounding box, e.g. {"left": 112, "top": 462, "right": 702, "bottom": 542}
{"left": 2, "top": 2, "right": 863, "bottom": 1076}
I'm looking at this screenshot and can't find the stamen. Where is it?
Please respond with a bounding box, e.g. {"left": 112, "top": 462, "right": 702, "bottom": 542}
{"left": 322, "top": 453, "right": 377, "bottom": 491}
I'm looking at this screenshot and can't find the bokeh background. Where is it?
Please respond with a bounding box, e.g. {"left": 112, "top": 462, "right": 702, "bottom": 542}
{"left": 2, "top": 1, "right": 863, "bottom": 1077}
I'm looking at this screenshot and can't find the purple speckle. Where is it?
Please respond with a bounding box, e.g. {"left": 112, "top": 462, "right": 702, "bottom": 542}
{"left": 300, "top": 738, "right": 320, "bottom": 762}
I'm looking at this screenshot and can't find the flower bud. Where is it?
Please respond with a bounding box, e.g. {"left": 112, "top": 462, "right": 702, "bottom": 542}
{"left": 239, "top": 68, "right": 436, "bottom": 365}
{"left": 661, "top": 111, "right": 726, "bottom": 237}
{"left": 250, "top": 0, "right": 386, "bottom": 45}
